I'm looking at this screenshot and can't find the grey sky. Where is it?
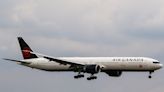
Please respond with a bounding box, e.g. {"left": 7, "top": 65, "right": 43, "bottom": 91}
{"left": 0, "top": 0, "right": 164, "bottom": 92}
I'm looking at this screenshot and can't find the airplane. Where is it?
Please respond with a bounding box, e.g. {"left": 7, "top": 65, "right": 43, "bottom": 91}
{"left": 3, "top": 37, "right": 163, "bottom": 80}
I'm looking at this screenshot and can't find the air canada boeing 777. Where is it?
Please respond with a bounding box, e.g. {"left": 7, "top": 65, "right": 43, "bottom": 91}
{"left": 3, "top": 37, "right": 163, "bottom": 80}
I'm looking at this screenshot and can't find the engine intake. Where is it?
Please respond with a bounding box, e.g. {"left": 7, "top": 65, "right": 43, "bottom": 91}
{"left": 83, "top": 64, "right": 100, "bottom": 74}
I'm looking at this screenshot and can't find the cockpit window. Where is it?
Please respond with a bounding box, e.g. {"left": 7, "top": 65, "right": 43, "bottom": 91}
{"left": 153, "top": 61, "right": 160, "bottom": 64}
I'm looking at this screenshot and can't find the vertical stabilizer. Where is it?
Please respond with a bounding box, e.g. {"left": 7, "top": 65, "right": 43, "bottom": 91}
{"left": 18, "top": 37, "right": 38, "bottom": 59}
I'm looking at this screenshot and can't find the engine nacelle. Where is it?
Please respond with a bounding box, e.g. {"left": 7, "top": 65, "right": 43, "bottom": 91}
{"left": 83, "top": 65, "right": 100, "bottom": 74}
{"left": 105, "top": 71, "right": 122, "bottom": 77}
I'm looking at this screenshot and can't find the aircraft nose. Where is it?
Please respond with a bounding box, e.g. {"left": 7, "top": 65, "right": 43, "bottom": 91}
{"left": 159, "top": 64, "right": 163, "bottom": 68}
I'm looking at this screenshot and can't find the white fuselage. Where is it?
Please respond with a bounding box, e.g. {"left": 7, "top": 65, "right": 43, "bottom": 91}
{"left": 21, "top": 57, "right": 163, "bottom": 72}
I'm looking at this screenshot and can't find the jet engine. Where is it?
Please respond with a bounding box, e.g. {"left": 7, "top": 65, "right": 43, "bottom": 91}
{"left": 83, "top": 64, "right": 100, "bottom": 74}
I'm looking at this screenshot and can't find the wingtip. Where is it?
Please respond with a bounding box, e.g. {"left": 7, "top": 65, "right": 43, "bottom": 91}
{"left": 2, "top": 58, "right": 11, "bottom": 61}
{"left": 17, "top": 37, "right": 23, "bottom": 39}
{"left": 2, "top": 58, "right": 7, "bottom": 60}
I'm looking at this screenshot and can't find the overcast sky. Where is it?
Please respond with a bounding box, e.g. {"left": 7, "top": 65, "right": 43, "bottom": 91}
{"left": 0, "top": 0, "right": 164, "bottom": 92}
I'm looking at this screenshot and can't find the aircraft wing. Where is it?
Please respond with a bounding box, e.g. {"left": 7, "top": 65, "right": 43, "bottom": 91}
{"left": 3, "top": 58, "right": 31, "bottom": 64}
{"left": 43, "top": 56, "right": 84, "bottom": 66}
{"left": 23, "top": 50, "right": 84, "bottom": 66}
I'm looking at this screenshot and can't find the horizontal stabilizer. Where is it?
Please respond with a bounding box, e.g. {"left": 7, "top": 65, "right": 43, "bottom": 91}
{"left": 3, "top": 58, "right": 31, "bottom": 64}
